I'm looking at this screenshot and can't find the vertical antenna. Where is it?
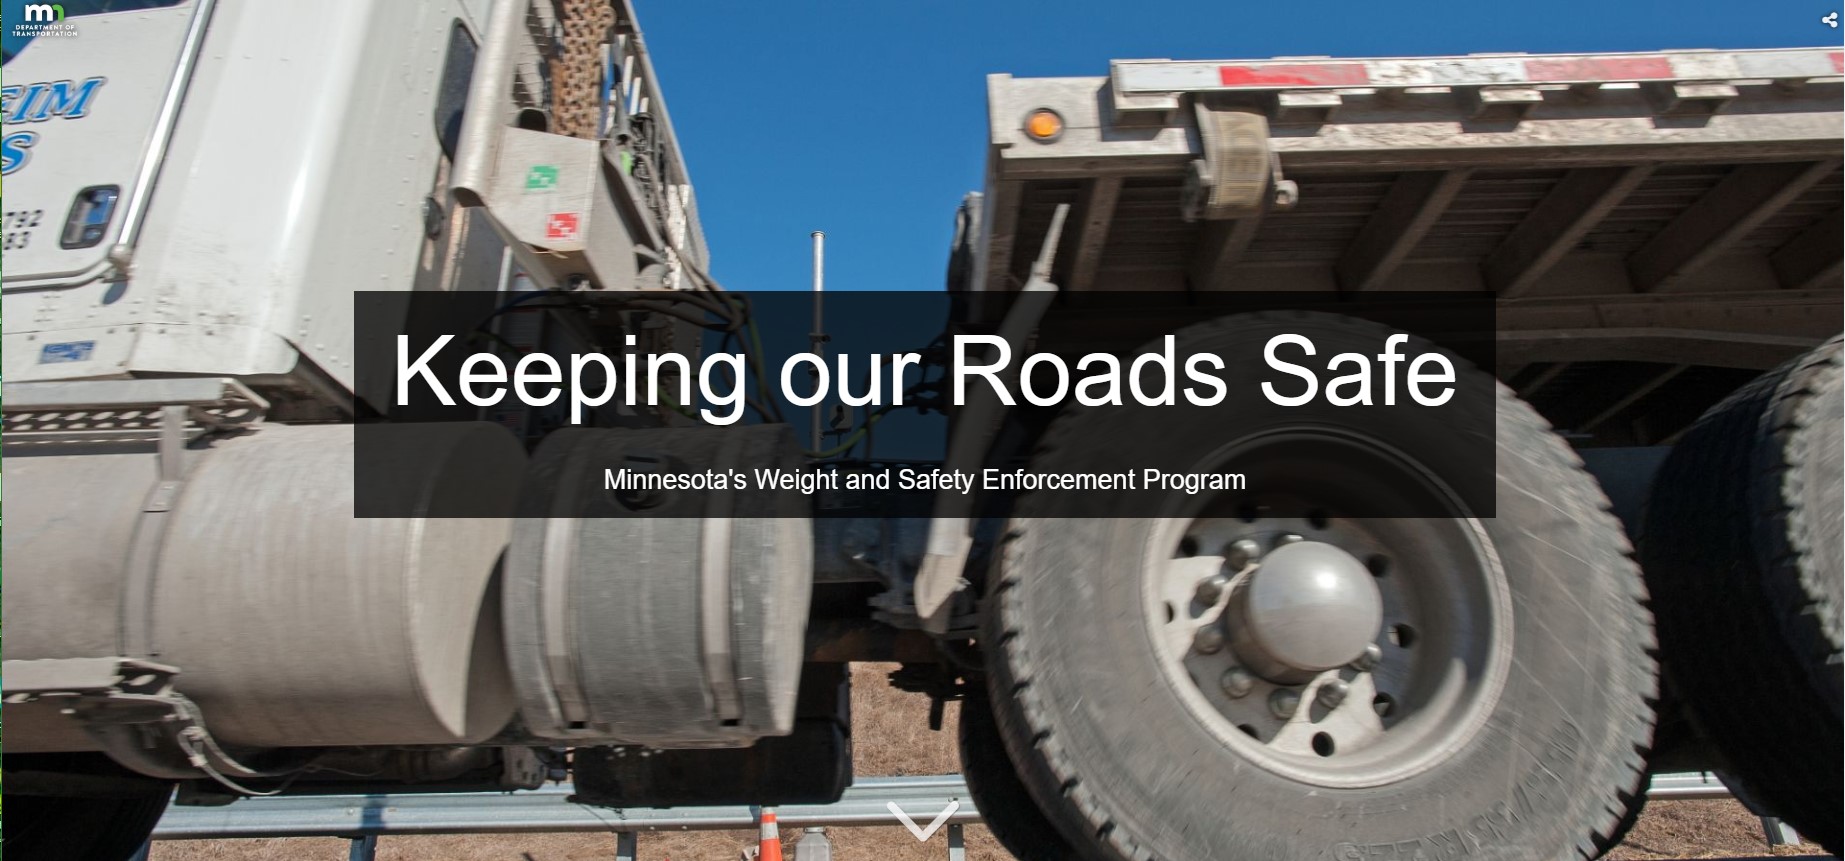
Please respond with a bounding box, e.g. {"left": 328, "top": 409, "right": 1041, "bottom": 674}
{"left": 810, "top": 231, "right": 826, "bottom": 452}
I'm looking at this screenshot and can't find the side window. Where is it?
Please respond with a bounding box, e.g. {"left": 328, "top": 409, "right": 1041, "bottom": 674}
{"left": 434, "top": 22, "right": 478, "bottom": 160}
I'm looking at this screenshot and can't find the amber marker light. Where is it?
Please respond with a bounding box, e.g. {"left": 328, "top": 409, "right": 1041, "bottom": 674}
{"left": 1024, "top": 108, "right": 1064, "bottom": 142}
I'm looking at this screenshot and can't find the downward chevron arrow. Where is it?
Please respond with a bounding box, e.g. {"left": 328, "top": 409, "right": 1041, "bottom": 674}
{"left": 886, "top": 799, "right": 960, "bottom": 841}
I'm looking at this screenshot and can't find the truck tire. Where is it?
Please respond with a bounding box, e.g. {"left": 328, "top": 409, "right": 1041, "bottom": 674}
{"left": 958, "top": 685, "right": 1088, "bottom": 861}
{"left": 3, "top": 789, "right": 170, "bottom": 861}
{"left": 985, "top": 312, "right": 1657, "bottom": 861}
{"left": 1639, "top": 336, "right": 1842, "bottom": 854}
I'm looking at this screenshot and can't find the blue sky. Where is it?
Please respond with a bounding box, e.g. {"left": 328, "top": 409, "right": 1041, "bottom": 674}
{"left": 639, "top": 0, "right": 1838, "bottom": 293}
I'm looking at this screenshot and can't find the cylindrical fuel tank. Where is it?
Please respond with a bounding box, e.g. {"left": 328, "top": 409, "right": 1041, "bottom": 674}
{"left": 3, "top": 422, "right": 525, "bottom": 750}
{"left": 4, "top": 451, "right": 160, "bottom": 663}
{"left": 504, "top": 425, "right": 813, "bottom": 748}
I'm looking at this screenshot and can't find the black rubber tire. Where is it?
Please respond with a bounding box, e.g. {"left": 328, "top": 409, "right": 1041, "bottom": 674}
{"left": 2, "top": 790, "right": 171, "bottom": 861}
{"left": 985, "top": 312, "right": 1658, "bottom": 861}
{"left": 1639, "top": 336, "right": 1842, "bottom": 854}
{"left": 959, "top": 683, "right": 1092, "bottom": 861}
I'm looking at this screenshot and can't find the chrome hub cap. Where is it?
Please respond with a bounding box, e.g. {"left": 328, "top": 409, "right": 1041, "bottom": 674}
{"left": 1228, "top": 540, "right": 1383, "bottom": 683}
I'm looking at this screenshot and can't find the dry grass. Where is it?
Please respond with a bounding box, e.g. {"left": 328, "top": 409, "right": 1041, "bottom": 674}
{"left": 1612, "top": 799, "right": 1828, "bottom": 860}
{"left": 152, "top": 664, "right": 1828, "bottom": 861}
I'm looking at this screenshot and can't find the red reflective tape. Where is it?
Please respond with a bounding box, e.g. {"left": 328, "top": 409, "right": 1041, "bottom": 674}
{"left": 1831, "top": 52, "right": 1844, "bottom": 73}
{"left": 1218, "top": 63, "right": 1369, "bottom": 87}
{"left": 1524, "top": 56, "right": 1674, "bottom": 82}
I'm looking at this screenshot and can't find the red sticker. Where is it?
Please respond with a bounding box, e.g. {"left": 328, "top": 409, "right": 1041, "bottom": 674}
{"left": 1218, "top": 63, "right": 1368, "bottom": 87}
{"left": 1524, "top": 56, "right": 1673, "bottom": 82}
{"left": 545, "top": 212, "right": 580, "bottom": 241}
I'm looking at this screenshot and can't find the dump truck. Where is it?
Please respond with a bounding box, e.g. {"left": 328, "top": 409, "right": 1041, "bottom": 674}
{"left": 937, "top": 48, "right": 1843, "bottom": 861}
{"left": 3, "top": 0, "right": 1841, "bottom": 859}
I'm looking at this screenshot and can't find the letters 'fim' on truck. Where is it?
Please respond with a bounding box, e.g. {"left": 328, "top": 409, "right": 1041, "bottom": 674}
{"left": 2, "top": 1, "right": 1840, "bottom": 860}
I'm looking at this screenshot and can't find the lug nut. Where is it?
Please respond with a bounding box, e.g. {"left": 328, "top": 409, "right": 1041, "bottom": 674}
{"left": 1193, "top": 625, "right": 1225, "bottom": 654}
{"left": 1274, "top": 179, "right": 1300, "bottom": 209}
{"left": 1220, "top": 667, "right": 1254, "bottom": 698}
{"left": 1274, "top": 533, "right": 1304, "bottom": 549}
{"left": 1351, "top": 643, "right": 1383, "bottom": 671}
{"left": 1269, "top": 688, "right": 1300, "bottom": 720}
{"left": 1193, "top": 574, "right": 1230, "bottom": 605}
{"left": 1316, "top": 679, "right": 1350, "bottom": 709}
{"left": 1224, "top": 539, "right": 1262, "bottom": 571}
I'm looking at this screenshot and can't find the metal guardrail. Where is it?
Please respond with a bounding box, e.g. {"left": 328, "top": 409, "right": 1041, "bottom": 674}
{"left": 153, "top": 772, "right": 1733, "bottom": 840}
{"left": 154, "top": 775, "right": 979, "bottom": 838}
{"left": 1647, "top": 771, "right": 1735, "bottom": 801}
{"left": 141, "top": 771, "right": 1755, "bottom": 860}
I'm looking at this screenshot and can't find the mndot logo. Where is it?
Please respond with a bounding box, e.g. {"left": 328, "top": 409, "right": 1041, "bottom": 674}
{"left": 9, "top": 2, "right": 76, "bottom": 39}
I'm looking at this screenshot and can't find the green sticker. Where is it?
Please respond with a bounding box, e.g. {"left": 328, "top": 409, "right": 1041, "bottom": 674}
{"left": 525, "top": 165, "right": 559, "bottom": 191}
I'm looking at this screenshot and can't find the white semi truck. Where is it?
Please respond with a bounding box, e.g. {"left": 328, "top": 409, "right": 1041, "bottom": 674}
{"left": 2, "top": 2, "right": 1840, "bottom": 860}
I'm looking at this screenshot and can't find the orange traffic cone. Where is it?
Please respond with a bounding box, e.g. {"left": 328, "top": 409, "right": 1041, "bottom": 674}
{"left": 757, "top": 806, "right": 784, "bottom": 861}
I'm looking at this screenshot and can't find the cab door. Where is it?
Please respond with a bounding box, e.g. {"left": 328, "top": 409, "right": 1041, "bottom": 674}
{"left": 2, "top": 0, "right": 202, "bottom": 287}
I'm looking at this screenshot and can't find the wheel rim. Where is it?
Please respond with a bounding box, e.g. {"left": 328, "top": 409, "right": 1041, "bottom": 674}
{"left": 1141, "top": 431, "right": 1513, "bottom": 788}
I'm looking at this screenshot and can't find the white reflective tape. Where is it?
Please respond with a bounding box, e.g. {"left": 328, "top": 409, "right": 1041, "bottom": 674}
{"left": 1114, "top": 62, "right": 1224, "bottom": 92}
{"left": 1368, "top": 58, "right": 1527, "bottom": 86}
{"left": 1735, "top": 50, "right": 1845, "bottom": 79}
{"left": 1668, "top": 53, "right": 1744, "bottom": 80}
{"left": 1363, "top": 60, "right": 1433, "bottom": 87}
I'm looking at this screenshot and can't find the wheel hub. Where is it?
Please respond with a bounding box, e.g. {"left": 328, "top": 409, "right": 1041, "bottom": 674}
{"left": 1147, "top": 506, "right": 1510, "bottom": 787}
{"left": 1228, "top": 541, "right": 1383, "bottom": 683}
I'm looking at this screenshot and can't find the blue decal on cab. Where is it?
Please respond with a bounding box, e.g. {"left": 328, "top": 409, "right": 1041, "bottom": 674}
{"left": 0, "top": 76, "right": 103, "bottom": 175}
{"left": 1, "top": 129, "right": 36, "bottom": 173}
{"left": 2, "top": 76, "right": 105, "bottom": 122}
{"left": 39, "top": 340, "right": 95, "bottom": 363}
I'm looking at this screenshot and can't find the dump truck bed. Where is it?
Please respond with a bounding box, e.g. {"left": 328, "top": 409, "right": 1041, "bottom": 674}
{"left": 967, "top": 47, "right": 1843, "bottom": 446}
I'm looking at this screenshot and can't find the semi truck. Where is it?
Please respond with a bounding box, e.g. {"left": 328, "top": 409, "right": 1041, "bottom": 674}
{"left": 2, "top": 1, "right": 1839, "bottom": 860}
